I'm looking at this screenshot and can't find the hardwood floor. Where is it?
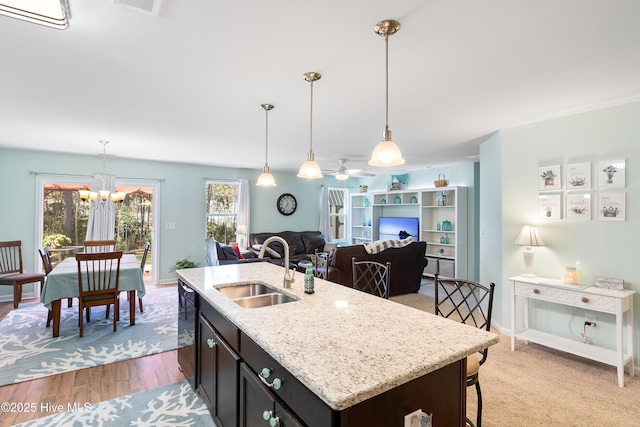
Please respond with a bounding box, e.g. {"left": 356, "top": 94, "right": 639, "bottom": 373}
{"left": 0, "top": 289, "right": 186, "bottom": 427}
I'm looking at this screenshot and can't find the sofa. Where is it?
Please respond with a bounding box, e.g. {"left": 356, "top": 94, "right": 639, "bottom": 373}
{"left": 309, "top": 241, "right": 427, "bottom": 296}
{"left": 248, "top": 231, "right": 326, "bottom": 268}
{"left": 205, "top": 238, "right": 266, "bottom": 266}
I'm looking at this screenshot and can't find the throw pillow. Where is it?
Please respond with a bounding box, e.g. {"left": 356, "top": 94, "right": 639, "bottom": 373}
{"left": 251, "top": 244, "right": 282, "bottom": 259}
{"left": 232, "top": 245, "right": 245, "bottom": 259}
{"left": 221, "top": 245, "right": 239, "bottom": 260}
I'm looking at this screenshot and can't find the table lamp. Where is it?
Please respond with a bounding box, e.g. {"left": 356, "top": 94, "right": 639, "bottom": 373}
{"left": 515, "top": 225, "right": 545, "bottom": 277}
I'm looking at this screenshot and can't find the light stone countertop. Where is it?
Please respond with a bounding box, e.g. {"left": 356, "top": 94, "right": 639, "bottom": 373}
{"left": 178, "top": 262, "right": 499, "bottom": 411}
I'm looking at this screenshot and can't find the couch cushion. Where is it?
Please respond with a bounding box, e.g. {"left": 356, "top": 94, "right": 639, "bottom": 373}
{"left": 301, "top": 231, "right": 326, "bottom": 254}
{"left": 220, "top": 245, "right": 239, "bottom": 260}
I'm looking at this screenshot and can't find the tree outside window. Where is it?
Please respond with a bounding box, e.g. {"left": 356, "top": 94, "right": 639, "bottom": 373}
{"left": 206, "top": 181, "right": 239, "bottom": 244}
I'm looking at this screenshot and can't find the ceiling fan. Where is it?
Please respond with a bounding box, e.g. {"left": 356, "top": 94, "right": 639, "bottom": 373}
{"left": 323, "top": 159, "right": 375, "bottom": 180}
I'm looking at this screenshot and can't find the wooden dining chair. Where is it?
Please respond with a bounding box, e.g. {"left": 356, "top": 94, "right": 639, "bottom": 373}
{"left": 137, "top": 242, "right": 150, "bottom": 312}
{"left": 76, "top": 251, "right": 122, "bottom": 337}
{"left": 0, "top": 240, "right": 46, "bottom": 309}
{"left": 83, "top": 240, "right": 117, "bottom": 253}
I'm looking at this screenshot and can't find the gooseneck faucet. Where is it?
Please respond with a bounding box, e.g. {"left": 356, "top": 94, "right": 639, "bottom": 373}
{"left": 258, "top": 236, "right": 295, "bottom": 288}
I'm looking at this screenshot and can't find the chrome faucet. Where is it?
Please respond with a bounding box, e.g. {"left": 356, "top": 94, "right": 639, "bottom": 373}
{"left": 258, "top": 236, "right": 296, "bottom": 288}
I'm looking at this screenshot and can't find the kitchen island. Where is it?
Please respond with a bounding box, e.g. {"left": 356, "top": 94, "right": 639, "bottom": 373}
{"left": 177, "top": 262, "right": 498, "bottom": 426}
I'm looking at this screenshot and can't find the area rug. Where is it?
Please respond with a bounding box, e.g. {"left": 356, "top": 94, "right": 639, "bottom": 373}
{"left": 13, "top": 380, "right": 214, "bottom": 427}
{"left": 0, "top": 285, "right": 192, "bottom": 386}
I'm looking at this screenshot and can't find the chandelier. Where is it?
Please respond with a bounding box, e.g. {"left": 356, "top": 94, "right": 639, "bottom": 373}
{"left": 78, "top": 140, "right": 126, "bottom": 203}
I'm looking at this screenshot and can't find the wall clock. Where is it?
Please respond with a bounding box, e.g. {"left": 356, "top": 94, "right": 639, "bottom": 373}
{"left": 277, "top": 193, "right": 297, "bottom": 216}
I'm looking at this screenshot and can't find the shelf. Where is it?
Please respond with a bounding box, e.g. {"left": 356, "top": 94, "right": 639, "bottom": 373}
{"left": 514, "top": 329, "right": 630, "bottom": 368}
{"left": 423, "top": 229, "right": 456, "bottom": 233}
{"left": 422, "top": 205, "right": 455, "bottom": 208}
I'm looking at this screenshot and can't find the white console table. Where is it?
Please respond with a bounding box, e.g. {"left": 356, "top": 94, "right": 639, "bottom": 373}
{"left": 510, "top": 276, "right": 635, "bottom": 387}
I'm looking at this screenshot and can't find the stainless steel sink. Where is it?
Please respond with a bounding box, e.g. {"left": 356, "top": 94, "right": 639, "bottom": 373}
{"left": 233, "top": 293, "right": 297, "bottom": 309}
{"left": 215, "top": 283, "right": 274, "bottom": 299}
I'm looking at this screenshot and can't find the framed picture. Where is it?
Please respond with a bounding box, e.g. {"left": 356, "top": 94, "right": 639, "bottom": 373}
{"left": 597, "top": 192, "right": 625, "bottom": 221}
{"left": 597, "top": 160, "right": 625, "bottom": 188}
{"left": 538, "top": 165, "right": 561, "bottom": 191}
{"left": 539, "top": 193, "right": 562, "bottom": 219}
{"left": 565, "top": 162, "right": 591, "bottom": 189}
{"left": 565, "top": 193, "right": 591, "bottom": 221}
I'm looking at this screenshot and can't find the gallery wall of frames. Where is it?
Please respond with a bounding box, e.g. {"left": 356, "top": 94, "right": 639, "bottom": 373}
{"left": 538, "top": 159, "right": 626, "bottom": 221}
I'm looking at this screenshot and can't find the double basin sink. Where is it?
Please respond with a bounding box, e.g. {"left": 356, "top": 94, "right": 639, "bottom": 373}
{"left": 214, "top": 282, "right": 298, "bottom": 309}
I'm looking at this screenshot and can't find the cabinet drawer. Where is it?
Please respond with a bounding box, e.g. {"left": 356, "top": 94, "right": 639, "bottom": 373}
{"left": 201, "top": 299, "right": 240, "bottom": 351}
{"left": 240, "top": 333, "right": 334, "bottom": 427}
{"left": 514, "top": 282, "right": 619, "bottom": 312}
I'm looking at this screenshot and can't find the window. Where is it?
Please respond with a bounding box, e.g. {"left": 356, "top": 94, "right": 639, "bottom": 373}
{"left": 328, "top": 187, "right": 348, "bottom": 241}
{"left": 205, "top": 181, "right": 239, "bottom": 244}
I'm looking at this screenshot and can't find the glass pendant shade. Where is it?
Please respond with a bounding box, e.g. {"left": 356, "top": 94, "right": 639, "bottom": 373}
{"left": 256, "top": 167, "right": 276, "bottom": 187}
{"left": 297, "top": 156, "right": 323, "bottom": 179}
{"left": 335, "top": 172, "right": 349, "bottom": 180}
{"left": 256, "top": 104, "right": 277, "bottom": 187}
{"left": 369, "top": 128, "right": 405, "bottom": 166}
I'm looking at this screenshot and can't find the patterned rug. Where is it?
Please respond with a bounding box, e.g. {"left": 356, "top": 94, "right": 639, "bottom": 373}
{"left": 13, "top": 380, "right": 214, "bottom": 427}
{"left": 0, "top": 286, "right": 192, "bottom": 386}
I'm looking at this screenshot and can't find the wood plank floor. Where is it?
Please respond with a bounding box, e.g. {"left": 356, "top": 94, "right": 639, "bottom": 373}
{"left": 0, "top": 287, "right": 186, "bottom": 427}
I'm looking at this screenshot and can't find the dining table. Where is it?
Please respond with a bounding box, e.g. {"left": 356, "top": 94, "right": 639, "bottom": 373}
{"left": 40, "top": 253, "right": 146, "bottom": 337}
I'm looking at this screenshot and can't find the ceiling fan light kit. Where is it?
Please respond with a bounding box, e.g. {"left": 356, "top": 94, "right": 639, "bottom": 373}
{"left": 297, "top": 72, "right": 324, "bottom": 179}
{"left": 256, "top": 103, "right": 277, "bottom": 187}
{"left": 369, "top": 19, "right": 405, "bottom": 167}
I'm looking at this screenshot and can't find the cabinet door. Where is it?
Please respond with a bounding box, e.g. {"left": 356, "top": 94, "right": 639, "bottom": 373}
{"left": 239, "top": 363, "right": 303, "bottom": 427}
{"left": 198, "top": 314, "right": 240, "bottom": 426}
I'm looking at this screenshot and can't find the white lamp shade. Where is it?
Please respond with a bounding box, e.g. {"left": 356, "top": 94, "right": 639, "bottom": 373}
{"left": 297, "top": 159, "right": 323, "bottom": 179}
{"left": 335, "top": 172, "right": 349, "bottom": 180}
{"left": 256, "top": 170, "right": 276, "bottom": 187}
{"left": 368, "top": 139, "right": 405, "bottom": 166}
{"left": 515, "top": 225, "right": 545, "bottom": 246}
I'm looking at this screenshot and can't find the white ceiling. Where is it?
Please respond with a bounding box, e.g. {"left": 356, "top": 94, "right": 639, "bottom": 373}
{"left": 2, "top": 0, "right": 640, "bottom": 176}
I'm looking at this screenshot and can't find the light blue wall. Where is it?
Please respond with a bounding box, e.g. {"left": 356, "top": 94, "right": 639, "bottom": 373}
{"left": 0, "top": 148, "right": 336, "bottom": 294}
{"left": 482, "top": 100, "right": 640, "bottom": 359}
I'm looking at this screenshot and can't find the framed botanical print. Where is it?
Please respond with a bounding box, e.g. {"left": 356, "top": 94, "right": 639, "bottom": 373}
{"left": 566, "top": 193, "right": 591, "bottom": 221}
{"left": 565, "top": 163, "right": 591, "bottom": 190}
{"left": 597, "top": 192, "right": 625, "bottom": 221}
{"left": 597, "top": 160, "right": 625, "bottom": 188}
{"left": 539, "top": 193, "right": 562, "bottom": 219}
{"left": 538, "top": 165, "right": 561, "bottom": 191}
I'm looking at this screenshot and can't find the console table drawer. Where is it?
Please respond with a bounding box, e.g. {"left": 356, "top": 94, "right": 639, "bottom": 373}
{"left": 514, "top": 282, "right": 617, "bottom": 312}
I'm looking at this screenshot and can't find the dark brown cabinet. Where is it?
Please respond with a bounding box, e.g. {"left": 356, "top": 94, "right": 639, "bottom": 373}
{"left": 239, "top": 363, "right": 303, "bottom": 427}
{"left": 197, "top": 304, "right": 240, "bottom": 426}
{"left": 190, "top": 293, "right": 466, "bottom": 427}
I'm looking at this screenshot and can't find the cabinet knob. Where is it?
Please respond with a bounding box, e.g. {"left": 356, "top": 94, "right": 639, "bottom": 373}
{"left": 581, "top": 297, "right": 589, "bottom": 303}
{"left": 262, "top": 410, "right": 280, "bottom": 427}
{"left": 259, "top": 370, "right": 283, "bottom": 390}
{"left": 260, "top": 367, "right": 271, "bottom": 379}
{"left": 533, "top": 288, "right": 540, "bottom": 294}
{"left": 206, "top": 338, "right": 216, "bottom": 348}
{"left": 272, "top": 377, "right": 282, "bottom": 390}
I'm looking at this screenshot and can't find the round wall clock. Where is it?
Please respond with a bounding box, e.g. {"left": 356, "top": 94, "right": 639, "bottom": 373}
{"left": 277, "top": 193, "right": 297, "bottom": 216}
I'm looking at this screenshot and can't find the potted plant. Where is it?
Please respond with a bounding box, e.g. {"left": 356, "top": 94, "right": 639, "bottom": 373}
{"left": 172, "top": 257, "right": 199, "bottom": 272}
{"left": 43, "top": 234, "right": 72, "bottom": 248}
{"left": 540, "top": 170, "right": 557, "bottom": 186}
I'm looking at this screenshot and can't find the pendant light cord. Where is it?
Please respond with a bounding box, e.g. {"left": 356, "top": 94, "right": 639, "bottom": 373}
{"left": 309, "top": 78, "right": 314, "bottom": 155}
{"left": 385, "top": 32, "right": 390, "bottom": 131}
{"left": 264, "top": 108, "right": 269, "bottom": 167}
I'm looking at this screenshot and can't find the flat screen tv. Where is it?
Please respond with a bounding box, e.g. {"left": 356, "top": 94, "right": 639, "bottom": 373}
{"left": 378, "top": 217, "right": 419, "bottom": 241}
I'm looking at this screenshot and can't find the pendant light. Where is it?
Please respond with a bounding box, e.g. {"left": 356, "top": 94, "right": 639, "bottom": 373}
{"left": 369, "top": 19, "right": 405, "bottom": 167}
{"left": 297, "top": 72, "right": 323, "bottom": 179}
{"left": 256, "top": 103, "right": 277, "bottom": 187}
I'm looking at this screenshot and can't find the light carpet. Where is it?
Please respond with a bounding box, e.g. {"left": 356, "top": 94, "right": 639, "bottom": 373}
{"left": 13, "top": 380, "right": 214, "bottom": 427}
{"left": 393, "top": 284, "right": 640, "bottom": 426}
{"left": 0, "top": 286, "right": 192, "bottom": 386}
